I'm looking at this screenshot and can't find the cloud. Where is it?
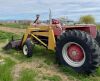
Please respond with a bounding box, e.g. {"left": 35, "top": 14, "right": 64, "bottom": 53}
{"left": 0, "top": 0, "right": 100, "bottom": 22}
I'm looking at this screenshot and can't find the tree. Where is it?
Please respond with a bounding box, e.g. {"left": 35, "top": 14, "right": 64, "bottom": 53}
{"left": 79, "top": 15, "right": 95, "bottom": 24}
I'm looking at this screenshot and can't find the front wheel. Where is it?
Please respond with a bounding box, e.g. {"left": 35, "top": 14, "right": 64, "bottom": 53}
{"left": 56, "top": 30, "right": 100, "bottom": 74}
{"left": 22, "top": 39, "right": 33, "bottom": 57}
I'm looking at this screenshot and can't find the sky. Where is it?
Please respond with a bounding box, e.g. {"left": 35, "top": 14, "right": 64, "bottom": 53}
{"left": 0, "top": 0, "right": 100, "bottom": 22}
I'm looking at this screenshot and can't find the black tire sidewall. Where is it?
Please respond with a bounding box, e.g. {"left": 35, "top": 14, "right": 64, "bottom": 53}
{"left": 96, "top": 30, "right": 100, "bottom": 47}
{"left": 58, "top": 37, "right": 92, "bottom": 72}
{"left": 56, "top": 30, "right": 99, "bottom": 74}
{"left": 22, "top": 39, "right": 33, "bottom": 57}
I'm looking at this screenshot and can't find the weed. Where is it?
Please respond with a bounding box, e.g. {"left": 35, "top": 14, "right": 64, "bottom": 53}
{"left": 19, "top": 69, "right": 37, "bottom": 81}
{"left": 42, "top": 75, "right": 62, "bottom": 81}
{"left": 0, "top": 58, "right": 15, "bottom": 81}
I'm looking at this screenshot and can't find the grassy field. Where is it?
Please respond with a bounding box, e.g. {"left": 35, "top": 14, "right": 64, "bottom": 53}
{"left": 0, "top": 23, "right": 29, "bottom": 29}
{"left": 0, "top": 23, "right": 100, "bottom": 30}
{"left": 0, "top": 31, "right": 21, "bottom": 42}
{"left": 0, "top": 25, "right": 100, "bottom": 81}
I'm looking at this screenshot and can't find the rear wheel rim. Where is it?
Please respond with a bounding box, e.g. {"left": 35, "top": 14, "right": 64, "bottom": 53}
{"left": 62, "top": 42, "right": 85, "bottom": 67}
{"left": 23, "top": 45, "right": 28, "bottom": 55}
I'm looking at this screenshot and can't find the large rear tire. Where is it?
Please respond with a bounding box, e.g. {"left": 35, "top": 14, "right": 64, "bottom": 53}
{"left": 95, "top": 30, "right": 100, "bottom": 64}
{"left": 56, "top": 30, "right": 100, "bottom": 74}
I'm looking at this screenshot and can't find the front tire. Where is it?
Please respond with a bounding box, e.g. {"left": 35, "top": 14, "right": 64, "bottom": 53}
{"left": 22, "top": 39, "right": 33, "bottom": 57}
{"left": 56, "top": 30, "right": 100, "bottom": 74}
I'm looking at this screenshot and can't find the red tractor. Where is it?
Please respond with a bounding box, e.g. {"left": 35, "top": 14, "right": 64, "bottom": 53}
{"left": 4, "top": 15, "right": 100, "bottom": 75}
{"left": 53, "top": 19, "right": 100, "bottom": 74}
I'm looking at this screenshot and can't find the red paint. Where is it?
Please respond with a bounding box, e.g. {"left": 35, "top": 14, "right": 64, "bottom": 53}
{"left": 64, "top": 25, "right": 97, "bottom": 38}
{"left": 52, "top": 19, "right": 60, "bottom": 24}
{"left": 54, "top": 24, "right": 97, "bottom": 38}
{"left": 67, "top": 44, "right": 84, "bottom": 62}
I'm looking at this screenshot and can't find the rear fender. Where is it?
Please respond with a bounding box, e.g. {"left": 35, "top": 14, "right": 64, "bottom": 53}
{"left": 65, "top": 25, "right": 97, "bottom": 38}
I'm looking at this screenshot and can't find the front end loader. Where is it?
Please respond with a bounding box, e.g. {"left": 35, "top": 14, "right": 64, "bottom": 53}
{"left": 4, "top": 15, "right": 100, "bottom": 75}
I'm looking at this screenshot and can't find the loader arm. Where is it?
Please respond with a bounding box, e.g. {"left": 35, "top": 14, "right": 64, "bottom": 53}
{"left": 21, "top": 26, "right": 56, "bottom": 50}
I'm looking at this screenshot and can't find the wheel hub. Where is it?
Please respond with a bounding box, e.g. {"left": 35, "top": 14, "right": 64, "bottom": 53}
{"left": 72, "top": 51, "right": 77, "bottom": 56}
{"left": 67, "top": 44, "right": 84, "bottom": 62}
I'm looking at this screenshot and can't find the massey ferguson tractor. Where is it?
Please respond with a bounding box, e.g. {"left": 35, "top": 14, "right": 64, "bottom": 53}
{"left": 4, "top": 14, "right": 100, "bottom": 75}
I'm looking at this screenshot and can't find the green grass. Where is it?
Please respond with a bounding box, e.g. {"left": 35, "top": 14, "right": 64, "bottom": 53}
{"left": 0, "top": 30, "right": 21, "bottom": 42}
{"left": 0, "top": 58, "right": 15, "bottom": 81}
{"left": 59, "top": 66, "right": 100, "bottom": 81}
{"left": 42, "top": 75, "right": 62, "bottom": 81}
{"left": 19, "top": 69, "right": 37, "bottom": 81}
{"left": 19, "top": 69, "right": 62, "bottom": 81}
{"left": 2, "top": 41, "right": 100, "bottom": 81}
{"left": 0, "top": 23, "right": 29, "bottom": 29}
{"left": 3, "top": 45, "right": 100, "bottom": 81}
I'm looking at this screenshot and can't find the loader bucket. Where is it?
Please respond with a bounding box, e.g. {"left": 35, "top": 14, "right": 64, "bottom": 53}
{"left": 3, "top": 40, "right": 22, "bottom": 50}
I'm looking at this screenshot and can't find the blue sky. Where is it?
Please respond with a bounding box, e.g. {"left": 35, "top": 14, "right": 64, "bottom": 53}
{"left": 0, "top": 0, "right": 100, "bottom": 22}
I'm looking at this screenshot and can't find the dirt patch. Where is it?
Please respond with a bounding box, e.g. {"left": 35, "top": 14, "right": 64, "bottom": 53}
{"left": 0, "top": 43, "right": 72, "bottom": 81}
{"left": 12, "top": 60, "right": 72, "bottom": 81}
{"left": 0, "top": 26, "right": 25, "bottom": 34}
